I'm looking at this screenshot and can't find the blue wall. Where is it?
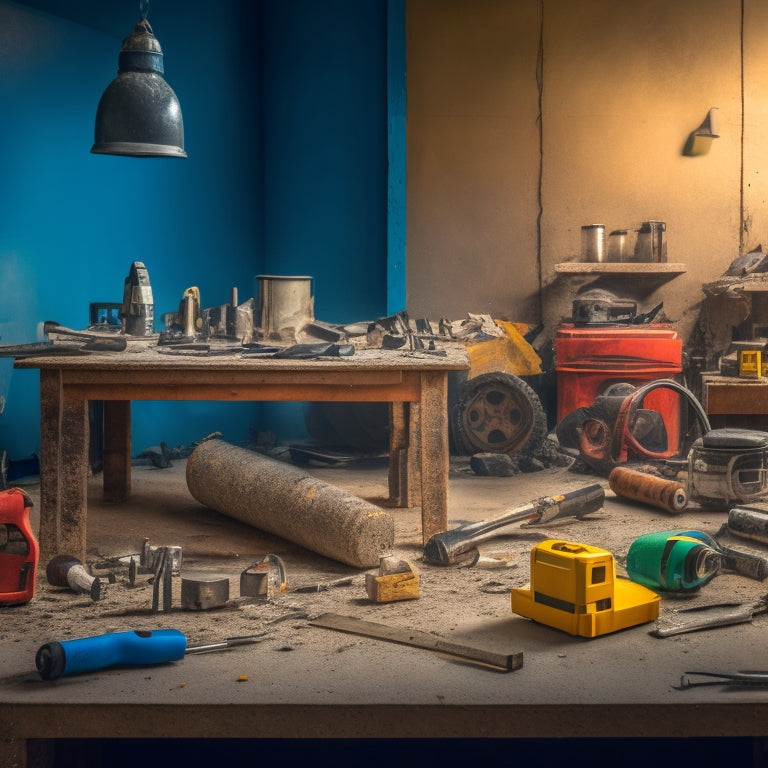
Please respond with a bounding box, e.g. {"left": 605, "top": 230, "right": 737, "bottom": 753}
{"left": 0, "top": 0, "right": 398, "bottom": 459}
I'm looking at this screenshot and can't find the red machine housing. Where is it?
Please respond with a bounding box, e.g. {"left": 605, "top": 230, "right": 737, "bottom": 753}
{"left": 0, "top": 487, "right": 39, "bottom": 605}
{"left": 555, "top": 324, "right": 683, "bottom": 455}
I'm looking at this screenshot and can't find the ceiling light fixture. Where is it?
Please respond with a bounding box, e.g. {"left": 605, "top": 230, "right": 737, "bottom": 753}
{"left": 91, "top": 0, "right": 186, "bottom": 158}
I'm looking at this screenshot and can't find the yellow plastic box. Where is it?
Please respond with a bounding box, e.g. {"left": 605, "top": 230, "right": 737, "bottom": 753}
{"left": 511, "top": 539, "right": 660, "bottom": 638}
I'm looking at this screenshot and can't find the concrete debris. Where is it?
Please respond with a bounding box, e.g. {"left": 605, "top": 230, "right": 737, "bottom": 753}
{"left": 469, "top": 438, "right": 570, "bottom": 477}
{"left": 186, "top": 439, "right": 395, "bottom": 568}
{"left": 136, "top": 442, "right": 172, "bottom": 469}
{"left": 470, "top": 453, "right": 518, "bottom": 477}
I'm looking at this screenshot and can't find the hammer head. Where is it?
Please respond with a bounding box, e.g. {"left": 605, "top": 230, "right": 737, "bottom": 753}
{"left": 423, "top": 537, "right": 480, "bottom": 567}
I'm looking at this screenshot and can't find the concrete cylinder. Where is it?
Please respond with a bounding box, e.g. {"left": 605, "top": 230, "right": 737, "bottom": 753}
{"left": 186, "top": 439, "right": 394, "bottom": 568}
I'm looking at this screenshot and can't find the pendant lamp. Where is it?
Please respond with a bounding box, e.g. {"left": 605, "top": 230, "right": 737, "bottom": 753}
{"left": 91, "top": 2, "right": 186, "bottom": 158}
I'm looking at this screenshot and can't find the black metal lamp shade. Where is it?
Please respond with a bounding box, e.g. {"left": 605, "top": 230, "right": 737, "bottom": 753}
{"left": 92, "top": 18, "right": 186, "bottom": 158}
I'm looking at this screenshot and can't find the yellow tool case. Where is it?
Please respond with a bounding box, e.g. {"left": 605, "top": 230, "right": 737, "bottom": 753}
{"left": 511, "top": 539, "right": 660, "bottom": 638}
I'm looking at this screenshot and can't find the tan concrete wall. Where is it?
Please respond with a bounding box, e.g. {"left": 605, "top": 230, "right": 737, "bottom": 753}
{"left": 744, "top": 0, "right": 768, "bottom": 248}
{"left": 406, "top": 0, "right": 543, "bottom": 322}
{"left": 539, "top": 0, "right": 741, "bottom": 346}
{"left": 407, "top": 0, "right": 751, "bottom": 356}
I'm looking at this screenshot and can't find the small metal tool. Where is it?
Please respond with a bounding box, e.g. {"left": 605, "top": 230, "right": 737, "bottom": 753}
{"left": 240, "top": 554, "right": 287, "bottom": 599}
{"left": 674, "top": 670, "right": 768, "bottom": 690}
{"left": 141, "top": 539, "right": 182, "bottom": 574}
{"left": 651, "top": 596, "right": 768, "bottom": 638}
{"left": 151, "top": 547, "right": 175, "bottom": 613}
{"left": 181, "top": 572, "right": 230, "bottom": 610}
{"left": 185, "top": 632, "right": 267, "bottom": 654}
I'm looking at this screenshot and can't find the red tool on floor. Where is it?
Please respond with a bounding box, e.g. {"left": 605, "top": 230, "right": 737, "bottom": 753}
{"left": 0, "top": 487, "right": 39, "bottom": 605}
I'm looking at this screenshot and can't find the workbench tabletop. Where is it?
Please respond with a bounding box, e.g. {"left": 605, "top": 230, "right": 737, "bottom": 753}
{"left": 13, "top": 344, "right": 471, "bottom": 372}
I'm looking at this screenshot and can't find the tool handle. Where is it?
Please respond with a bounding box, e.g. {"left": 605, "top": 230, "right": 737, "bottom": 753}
{"left": 718, "top": 546, "right": 768, "bottom": 581}
{"left": 36, "top": 629, "right": 186, "bottom": 680}
{"left": 423, "top": 483, "right": 605, "bottom": 565}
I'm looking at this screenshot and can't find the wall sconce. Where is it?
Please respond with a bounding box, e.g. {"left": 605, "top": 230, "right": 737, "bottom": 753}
{"left": 91, "top": 1, "right": 186, "bottom": 158}
{"left": 683, "top": 107, "right": 719, "bottom": 157}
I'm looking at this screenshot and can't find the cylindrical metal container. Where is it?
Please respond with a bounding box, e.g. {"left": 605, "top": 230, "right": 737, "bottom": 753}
{"left": 256, "top": 275, "right": 314, "bottom": 335}
{"left": 633, "top": 221, "right": 667, "bottom": 262}
{"left": 607, "top": 229, "right": 630, "bottom": 262}
{"left": 581, "top": 224, "right": 606, "bottom": 263}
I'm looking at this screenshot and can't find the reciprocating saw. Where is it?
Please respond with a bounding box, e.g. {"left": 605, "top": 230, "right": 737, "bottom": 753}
{"left": 35, "top": 628, "right": 264, "bottom": 680}
{"left": 423, "top": 483, "right": 606, "bottom": 566}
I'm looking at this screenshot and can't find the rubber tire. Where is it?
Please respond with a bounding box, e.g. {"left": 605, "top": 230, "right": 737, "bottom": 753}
{"left": 452, "top": 372, "right": 548, "bottom": 456}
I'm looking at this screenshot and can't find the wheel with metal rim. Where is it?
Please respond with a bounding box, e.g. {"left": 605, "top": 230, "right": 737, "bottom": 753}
{"left": 452, "top": 372, "right": 547, "bottom": 456}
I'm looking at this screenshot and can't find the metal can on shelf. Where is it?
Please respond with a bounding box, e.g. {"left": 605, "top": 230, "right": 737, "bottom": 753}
{"left": 581, "top": 224, "right": 606, "bottom": 263}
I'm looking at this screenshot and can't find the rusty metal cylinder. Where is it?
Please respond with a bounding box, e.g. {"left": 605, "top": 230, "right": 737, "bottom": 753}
{"left": 186, "top": 439, "right": 394, "bottom": 568}
{"left": 608, "top": 466, "right": 688, "bottom": 514}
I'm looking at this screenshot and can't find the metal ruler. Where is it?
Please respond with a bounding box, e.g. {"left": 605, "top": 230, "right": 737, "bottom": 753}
{"left": 309, "top": 613, "right": 523, "bottom": 672}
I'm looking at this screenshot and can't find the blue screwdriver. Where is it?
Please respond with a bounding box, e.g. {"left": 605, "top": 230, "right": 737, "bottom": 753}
{"left": 35, "top": 628, "right": 264, "bottom": 680}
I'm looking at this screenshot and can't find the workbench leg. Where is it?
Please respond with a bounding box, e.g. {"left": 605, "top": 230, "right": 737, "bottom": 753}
{"left": 59, "top": 392, "right": 90, "bottom": 563}
{"left": 103, "top": 400, "right": 131, "bottom": 502}
{"left": 417, "top": 370, "right": 449, "bottom": 544}
{"left": 388, "top": 402, "right": 410, "bottom": 507}
{"left": 38, "top": 371, "right": 62, "bottom": 566}
{"left": 1, "top": 737, "right": 25, "bottom": 768}
{"left": 39, "top": 372, "right": 90, "bottom": 563}
{"left": 407, "top": 401, "right": 423, "bottom": 508}
{"left": 0, "top": 738, "right": 55, "bottom": 768}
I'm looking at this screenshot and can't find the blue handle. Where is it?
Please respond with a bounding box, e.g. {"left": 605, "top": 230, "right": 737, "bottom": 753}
{"left": 36, "top": 629, "right": 187, "bottom": 680}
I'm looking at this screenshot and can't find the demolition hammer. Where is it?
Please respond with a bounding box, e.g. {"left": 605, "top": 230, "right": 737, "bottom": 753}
{"left": 423, "top": 483, "right": 606, "bottom": 566}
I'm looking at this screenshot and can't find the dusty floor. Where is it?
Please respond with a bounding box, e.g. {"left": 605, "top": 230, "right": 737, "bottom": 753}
{"left": 4, "top": 444, "right": 767, "bottom": 657}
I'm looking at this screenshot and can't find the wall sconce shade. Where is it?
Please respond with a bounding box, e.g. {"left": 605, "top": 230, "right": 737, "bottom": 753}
{"left": 683, "top": 107, "right": 719, "bottom": 157}
{"left": 92, "top": 17, "right": 186, "bottom": 158}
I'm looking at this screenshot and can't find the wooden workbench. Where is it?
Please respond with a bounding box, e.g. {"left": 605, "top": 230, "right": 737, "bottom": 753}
{"left": 701, "top": 372, "right": 768, "bottom": 431}
{"left": 15, "top": 344, "right": 470, "bottom": 563}
{"left": 4, "top": 434, "right": 768, "bottom": 764}
{"left": 702, "top": 372, "right": 768, "bottom": 412}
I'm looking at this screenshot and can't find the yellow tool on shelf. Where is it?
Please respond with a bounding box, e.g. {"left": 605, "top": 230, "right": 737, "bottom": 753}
{"left": 731, "top": 339, "right": 768, "bottom": 378}
{"left": 511, "top": 539, "right": 660, "bottom": 638}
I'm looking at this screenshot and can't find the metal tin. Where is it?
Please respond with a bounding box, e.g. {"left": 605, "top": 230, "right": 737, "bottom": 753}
{"left": 633, "top": 221, "right": 667, "bottom": 263}
{"left": 607, "top": 229, "right": 630, "bottom": 262}
{"left": 580, "top": 224, "right": 606, "bottom": 263}
{"left": 256, "top": 275, "right": 314, "bottom": 335}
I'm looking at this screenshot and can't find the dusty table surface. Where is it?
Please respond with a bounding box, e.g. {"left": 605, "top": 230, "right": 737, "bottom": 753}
{"left": 13, "top": 343, "right": 472, "bottom": 371}
{"left": 2, "top": 454, "right": 768, "bottom": 742}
